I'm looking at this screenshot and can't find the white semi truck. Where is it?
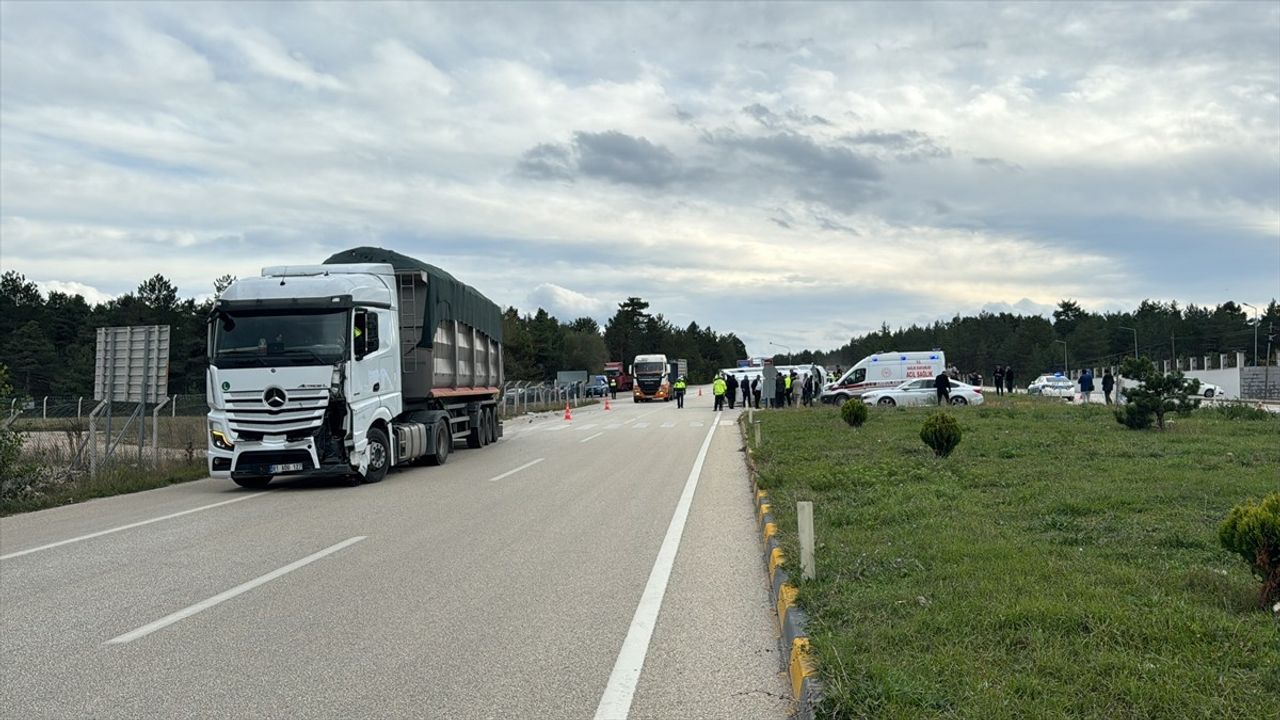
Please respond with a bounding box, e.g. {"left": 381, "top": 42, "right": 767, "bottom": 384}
{"left": 206, "top": 247, "right": 503, "bottom": 488}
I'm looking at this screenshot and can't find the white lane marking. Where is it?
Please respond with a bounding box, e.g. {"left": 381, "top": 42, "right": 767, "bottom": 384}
{"left": 660, "top": 421, "right": 675, "bottom": 428}
{"left": 579, "top": 432, "right": 604, "bottom": 444}
{"left": 689, "top": 421, "right": 705, "bottom": 427}
{"left": 718, "top": 420, "right": 736, "bottom": 427}
{"left": 623, "top": 418, "right": 637, "bottom": 425}
{"left": 605, "top": 423, "right": 623, "bottom": 430}
{"left": 0, "top": 492, "right": 270, "bottom": 561}
{"left": 545, "top": 425, "right": 568, "bottom": 432}
{"left": 593, "top": 413, "right": 721, "bottom": 720}
{"left": 633, "top": 422, "right": 650, "bottom": 429}
{"left": 105, "top": 536, "right": 366, "bottom": 645}
{"left": 574, "top": 423, "right": 599, "bottom": 431}
{"left": 486, "top": 458, "right": 545, "bottom": 482}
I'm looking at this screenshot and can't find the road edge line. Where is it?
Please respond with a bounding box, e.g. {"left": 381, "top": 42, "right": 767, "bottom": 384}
{"left": 592, "top": 411, "right": 720, "bottom": 720}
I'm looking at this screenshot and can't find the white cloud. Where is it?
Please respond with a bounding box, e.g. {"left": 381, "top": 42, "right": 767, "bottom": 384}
{"left": 526, "top": 283, "right": 610, "bottom": 321}
{"left": 35, "top": 280, "right": 115, "bottom": 306}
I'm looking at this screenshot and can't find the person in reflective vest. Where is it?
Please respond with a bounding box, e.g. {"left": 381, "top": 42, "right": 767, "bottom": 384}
{"left": 608, "top": 375, "right": 618, "bottom": 400}
{"left": 712, "top": 374, "right": 727, "bottom": 411}
{"left": 673, "top": 376, "right": 687, "bottom": 408}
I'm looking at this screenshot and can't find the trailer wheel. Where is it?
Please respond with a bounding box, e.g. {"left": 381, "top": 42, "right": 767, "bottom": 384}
{"left": 479, "top": 409, "right": 492, "bottom": 446}
{"left": 363, "top": 427, "right": 389, "bottom": 483}
{"left": 233, "top": 476, "right": 271, "bottom": 489}
{"left": 487, "top": 409, "right": 499, "bottom": 443}
{"left": 426, "top": 421, "right": 450, "bottom": 466}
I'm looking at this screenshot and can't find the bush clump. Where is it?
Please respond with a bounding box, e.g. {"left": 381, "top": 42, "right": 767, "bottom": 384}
{"left": 1115, "top": 402, "right": 1154, "bottom": 430}
{"left": 1219, "top": 492, "right": 1280, "bottom": 609}
{"left": 920, "top": 412, "right": 962, "bottom": 457}
{"left": 841, "top": 399, "right": 868, "bottom": 427}
{"left": 1207, "top": 403, "right": 1275, "bottom": 422}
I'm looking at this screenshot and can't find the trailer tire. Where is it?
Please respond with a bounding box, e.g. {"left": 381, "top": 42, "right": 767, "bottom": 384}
{"left": 488, "top": 409, "right": 499, "bottom": 443}
{"left": 233, "top": 476, "right": 271, "bottom": 489}
{"left": 479, "top": 409, "right": 492, "bottom": 446}
{"left": 426, "top": 421, "right": 450, "bottom": 466}
{"left": 363, "top": 427, "right": 390, "bottom": 483}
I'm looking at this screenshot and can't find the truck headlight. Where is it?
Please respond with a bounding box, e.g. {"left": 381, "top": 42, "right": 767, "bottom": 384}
{"left": 209, "top": 422, "right": 234, "bottom": 451}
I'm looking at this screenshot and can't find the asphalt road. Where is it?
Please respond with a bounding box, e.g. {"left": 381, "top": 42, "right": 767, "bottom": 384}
{"left": 0, "top": 390, "right": 789, "bottom": 719}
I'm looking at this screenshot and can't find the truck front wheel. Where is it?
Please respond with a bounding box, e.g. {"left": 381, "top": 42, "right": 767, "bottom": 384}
{"left": 363, "top": 427, "right": 390, "bottom": 484}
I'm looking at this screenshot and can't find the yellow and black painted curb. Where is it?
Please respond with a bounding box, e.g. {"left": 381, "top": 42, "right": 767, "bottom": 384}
{"left": 744, "top": 430, "right": 821, "bottom": 720}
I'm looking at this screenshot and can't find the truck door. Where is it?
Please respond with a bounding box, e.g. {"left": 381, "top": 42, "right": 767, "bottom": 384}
{"left": 351, "top": 309, "right": 398, "bottom": 465}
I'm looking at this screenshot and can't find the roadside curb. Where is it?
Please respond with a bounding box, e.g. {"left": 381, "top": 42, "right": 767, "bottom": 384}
{"left": 742, "top": 425, "right": 821, "bottom": 720}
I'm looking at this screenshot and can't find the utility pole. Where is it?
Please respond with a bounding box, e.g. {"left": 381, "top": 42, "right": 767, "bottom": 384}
{"left": 1241, "top": 302, "right": 1259, "bottom": 367}
{"left": 1119, "top": 326, "right": 1138, "bottom": 358}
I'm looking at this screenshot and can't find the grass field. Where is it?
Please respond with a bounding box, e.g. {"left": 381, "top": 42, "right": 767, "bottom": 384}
{"left": 748, "top": 396, "right": 1279, "bottom": 719}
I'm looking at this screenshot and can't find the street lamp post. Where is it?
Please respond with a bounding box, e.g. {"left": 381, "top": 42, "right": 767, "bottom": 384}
{"left": 1053, "top": 339, "right": 1068, "bottom": 374}
{"left": 769, "top": 341, "right": 792, "bottom": 365}
{"left": 1242, "top": 302, "right": 1259, "bottom": 367}
{"left": 1118, "top": 326, "right": 1138, "bottom": 359}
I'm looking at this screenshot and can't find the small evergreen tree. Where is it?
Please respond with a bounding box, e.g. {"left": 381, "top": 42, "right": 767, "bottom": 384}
{"left": 1219, "top": 493, "right": 1280, "bottom": 608}
{"left": 1114, "top": 356, "right": 1199, "bottom": 430}
{"left": 841, "top": 398, "right": 868, "bottom": 427}
{"left": 920, "top": 412, "right": 962, "bottom": 457}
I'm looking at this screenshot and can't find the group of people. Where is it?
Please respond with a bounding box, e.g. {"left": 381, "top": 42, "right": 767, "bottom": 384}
{"left": 1075, "top": 369, "right": 1116, "bottom": 404}
{"left": 991, "top": 365, "right": 1016, "bottom": 396}
{"left": 707, "top": 369, "right": 820, "bottom": 411}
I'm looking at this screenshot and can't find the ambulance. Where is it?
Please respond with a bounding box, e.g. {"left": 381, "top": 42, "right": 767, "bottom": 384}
{"left": 820, "top": 351, "right": 946, "bottom": 404}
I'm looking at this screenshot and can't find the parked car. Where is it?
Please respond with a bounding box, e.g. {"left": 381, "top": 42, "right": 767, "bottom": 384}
{"left": 1039, "top": 376, "right": 1077, "bottom": 399}
{"left": 1196, "top": 381, "right": 1223, "bottom": 398}
{"left": 585, "top": 375, "right": 609, "bottom": 397}
{"left": 862, "top": 378, "right": 985, "bottom": 407}
{"left": 1027, "top": 373, "right": 1067, "bottom": 395}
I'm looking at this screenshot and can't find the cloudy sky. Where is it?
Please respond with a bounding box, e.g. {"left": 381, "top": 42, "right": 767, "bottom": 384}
{"left": 2, "top": 1, "right": 1277, "bottom": 354}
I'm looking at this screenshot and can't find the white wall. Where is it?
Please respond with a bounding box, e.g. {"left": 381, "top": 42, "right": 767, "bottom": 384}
{"left": 1185, "top": 368, "right": 1240, "bottom": 399}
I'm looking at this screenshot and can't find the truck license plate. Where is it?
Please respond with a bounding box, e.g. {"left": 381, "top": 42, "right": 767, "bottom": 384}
{"left": 269, "top": 463, "right": 304, "bottom": 473}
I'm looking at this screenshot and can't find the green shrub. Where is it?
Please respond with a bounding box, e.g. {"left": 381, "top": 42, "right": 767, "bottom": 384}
{"left": 1219, "top": 492, "right": 1280, "bottom": 609}
{"left": 1207, "top": 403, "right": 1275, "bottom": 422}
{"left": 1115, "top": 357, "right": 1200, "bottom": 430}
{"left": 1114, "top": 402, "right": 1154, "bottom": 430}
{"left": 841, "top": 399, "right": 868, "bottom": 427}
{"left": 920, "top": 412, "right": 962, "bottom": 457}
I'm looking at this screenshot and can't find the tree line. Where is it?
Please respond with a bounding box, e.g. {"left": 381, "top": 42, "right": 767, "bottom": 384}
{"left": 0, "top": 271, "right": 748, "bottom": 397}
{"left": 786, "top": 299, "right": 1280, "bottom": 378}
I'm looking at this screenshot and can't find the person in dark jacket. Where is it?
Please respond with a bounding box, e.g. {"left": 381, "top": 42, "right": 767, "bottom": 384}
{"left": 935, "top": 372, "right": 952, "bottom": 405}
{"left": 1078, "top": 369, "right": 1094, "bottom": 403}
{"left": 741, "top": 376, "right": 752, "bottom": 408}
{"left": 1102, "top": 370, "right": 1115, "bottom": 404}
{"left": 726, "top": 373, "right": 739, "bottom": 409}
{"left": 993, "top": 365, "right": 1004, "bottom": 396}
{"left": 774, "top": 372, "right": 786, "bottom": 408}
{"left": 1004, "top": 366, "right": 1015, "bottom": 395}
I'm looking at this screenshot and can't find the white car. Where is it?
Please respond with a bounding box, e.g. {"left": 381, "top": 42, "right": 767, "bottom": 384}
{"left": 1027, "top": 373, "right": 1069, "bottom": 395}
{"left": 1195, "top": 381, "right": 1223, "bottom": 398}
{"left": 862, "top": 378, "right": 985, "bottom": 407}
{"left": 1039, "top": 376, "right": 1077, "bottom": 399}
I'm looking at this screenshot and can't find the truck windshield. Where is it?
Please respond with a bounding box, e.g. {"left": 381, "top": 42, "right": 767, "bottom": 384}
{"left": 634, "top": 362, "right": 666, "bottom": 374}
{"left": 212, "top": 309, "right": 349, "bottom": 368}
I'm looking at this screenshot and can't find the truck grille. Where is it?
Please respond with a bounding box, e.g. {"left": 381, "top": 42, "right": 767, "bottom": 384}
{"left": 225, "top": 390, "right": 328, "bottom": 437}
{"left": 636, "top": 377, "right": 663, "bottom": 393}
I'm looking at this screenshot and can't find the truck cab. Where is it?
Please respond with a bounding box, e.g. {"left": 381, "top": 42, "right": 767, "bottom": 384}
{"left": 206, "top": 264, "right": 401, "bottom": 487}
{"left": 632, "top": 353, "right": 671, "bottom": 402}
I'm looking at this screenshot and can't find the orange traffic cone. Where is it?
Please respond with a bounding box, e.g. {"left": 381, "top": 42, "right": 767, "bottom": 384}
{"left": 604, "top": 397, "right": 611, "bottom": 410}
{"left": 564, "top": 402, "right": 572, "bottom": 421}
